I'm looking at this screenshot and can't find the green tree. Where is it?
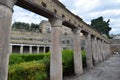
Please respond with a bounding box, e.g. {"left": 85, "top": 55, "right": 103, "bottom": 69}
{"left": 12, "top": 22, "right": 30, "bottom": 30}
{"left": 12, "top": 22, "right": 40, "bottom": 32}
{"left": 31, "top": 23, "right": 39, "bottom": 29}
{"left": 30, "top": 23, "right": 39, "bottom": 31}
{"left": 91, "top": 16, "right": 111, "bottom": 38}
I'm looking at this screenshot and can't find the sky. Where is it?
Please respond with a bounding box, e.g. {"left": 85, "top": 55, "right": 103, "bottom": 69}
{"left": 12, "top": 0, "right": 120, "bottom": 34}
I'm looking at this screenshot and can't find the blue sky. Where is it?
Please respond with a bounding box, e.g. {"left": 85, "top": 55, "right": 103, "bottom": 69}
{"left": 12, "top": 0, "right": 120, "bottom": 34}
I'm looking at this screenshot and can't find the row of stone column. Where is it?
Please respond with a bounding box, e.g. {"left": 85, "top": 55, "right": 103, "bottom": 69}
{"left": 0, "top": 0, "right": 111, "bottom": 80}
{"left": 49, "top": 19, "right": 111, "bottom": 80}
{"left": 49, "top": 17, "right": 83, "bottom": 80}
{"left": 85, "top": 34, "right": 111, "bottom": 69}
{"left": 10, "top": 44, "right": 50, "bottom": 54}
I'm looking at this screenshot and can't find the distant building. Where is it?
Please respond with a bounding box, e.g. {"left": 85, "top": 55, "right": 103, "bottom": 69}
{"left": 10, "top": 20, "right": 85, "bottom": 54}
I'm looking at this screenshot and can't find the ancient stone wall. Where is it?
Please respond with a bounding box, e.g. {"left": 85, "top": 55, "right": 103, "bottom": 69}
{"left": 10, "top": 31, "right": 51, "bottom": 45}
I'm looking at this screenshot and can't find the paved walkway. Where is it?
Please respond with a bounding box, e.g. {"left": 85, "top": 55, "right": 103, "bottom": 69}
{"left": 64, "top": 54, "right": 120, "bottom": 80}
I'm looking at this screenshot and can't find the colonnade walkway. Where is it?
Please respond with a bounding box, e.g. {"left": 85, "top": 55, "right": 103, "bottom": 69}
{"left": 64, "top": 54, "right": 120, "bottom": 80}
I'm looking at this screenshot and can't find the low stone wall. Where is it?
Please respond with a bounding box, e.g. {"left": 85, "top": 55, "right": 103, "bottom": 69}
{"left": 10, "top": 31, "right": 51, "bottom": 45}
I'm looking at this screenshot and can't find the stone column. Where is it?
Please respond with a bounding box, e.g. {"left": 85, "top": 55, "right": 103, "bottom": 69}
{"left": 29, "top": 46, "right": 32, "bottom": 54}
{"left": 93, "top": 37, "right": 98, "bottom": 65}
{"left": 43, "top": 46, "right": 46, "bottom": 53}
{"left": 105, "top": 43, "right": 108, "bottom": 59}
{"left": 106, "top": 43, "right": 110, "bottom": 57}
{"left": 37, "top": 46, "right": 39, "bottom": 54}
{"left": 99, "top": 40, "right": 103, "bottom": 62}
{"left": 104, "top": 43, "right": 107, "bottom": 60}
{"left": 86, "top": 33, "right": 93, "bottom": 69}
{"left": 72, "top": 28, "right": 83, "bottom": 75}
{"left": 108, "top": 43, "right": 111, "bottom": 55}
{"left": 101, "top": 40, "right": 103, "bottom": 62}
{"left": 102, "top": 41, "right": 106, "bottom": 61}
{"left": 20, "top": 45, "right": 23, "bottom": 54}
{"left": 105, "top": 43, "right": 108, "bottom": 58}
{"left": 10, "top": 45, "right": 13, "bottom": 54}
{"left": 49, "top": 17, "right": 63, "bottom": 80}
{"left": 0, "top": 0, "right": 17, "bottom": 80}
{"left": 101, "top": 40, "right": 104, "bottom": 61}
{"left": 97, "top": 39, "right": 101, "bottom": 63}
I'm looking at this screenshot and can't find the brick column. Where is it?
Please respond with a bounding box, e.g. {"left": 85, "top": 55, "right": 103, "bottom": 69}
{"left": 0, "top": 0, "right": 17, "bottom": 80}
{"left": 49, "top": 17, "right": 63, "bottom": 80}
{"left": 72, "top": 28, "right": 83, "bottom": 75}
{"left": 86, "top": 33, "right": 93, "bottom": 69}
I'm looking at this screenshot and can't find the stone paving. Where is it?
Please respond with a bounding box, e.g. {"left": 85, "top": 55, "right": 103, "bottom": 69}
{"left": 64, "top": 54, "right": 120, "bottom": 80}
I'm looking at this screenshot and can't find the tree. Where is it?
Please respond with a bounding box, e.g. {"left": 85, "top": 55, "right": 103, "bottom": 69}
{"left": 91, "top": 16, "right": 111, "bottom": 38}
{"left": 12, "top": 22, "right": 40, "bottom": 32}
{"left": 31, "top": 23, "right": 39, "bottom": 29}
{"left": 12, "top": 22, "right": 30, "bottom": 30}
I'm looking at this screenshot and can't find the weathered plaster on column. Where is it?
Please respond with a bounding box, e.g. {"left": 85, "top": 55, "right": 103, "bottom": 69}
{"left": 73, "top": 28, "right": 83, "bottom": 75}
{"left": 0, "top": 0, "right": 17, "bottom": 80}
{"left": 86, "top": 33, "right": 93, "bottom": 69}
{"left": 92, "top": 37, "right": 98, "bottom": 65}
{"left": 49, "top": 17, "right": 63, "bottom": 80}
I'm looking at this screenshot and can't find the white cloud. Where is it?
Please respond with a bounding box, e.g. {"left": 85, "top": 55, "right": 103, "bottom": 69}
{"left": 12, "top": 6, "right": 47, "bottom": 24}
{"left": 74, "top": 0, "right": 100, "bottom": 13}
{"left": 110, "top": 27, "right": 120, "bottom": 34}
{"left": 87, "top": 9, "right": 120, "bottom": 17}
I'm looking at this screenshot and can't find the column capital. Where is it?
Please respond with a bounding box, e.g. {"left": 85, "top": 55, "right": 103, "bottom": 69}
{"left": 72, "top": 27, "right": 81, "bottom": 34}
{"left": 0, "top": 0, "right": 17, "bottom": 9}
{"left": 87, "top": 33, "right": 91, "bottom": 38}
{"left": 49, "top": 16, "right": 63, "bottom": 27}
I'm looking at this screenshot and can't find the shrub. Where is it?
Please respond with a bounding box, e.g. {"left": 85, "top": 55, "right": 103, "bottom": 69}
{"left": 62, "top": 50, "right": 74, "bottom": 76}
{"left": 9, "top": 50, "right": 86, "bottom": 79}
{"left": 40, "top": 53, "right": 50, "bottom": 78}
{"left": 21, "top": 54, "right": 45, "bottom": 62}
{"left": 8, "top": 61, "right": 47, "bottom": 80}
{"left": 62, "top": 50, "right": 86, "bottom": 75}
{"left": 9, "top": 54, "right": 24, "bottom": 65}
{"left": 9, "top": 53, "right": 46, "bottom": 65}
{"left": 82, "top": 50, "right": 86, "bottom": 68}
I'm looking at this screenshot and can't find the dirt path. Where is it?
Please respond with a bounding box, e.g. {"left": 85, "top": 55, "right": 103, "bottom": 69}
{"left": 64, "top": 54, "right": 120, "bottom": 80}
